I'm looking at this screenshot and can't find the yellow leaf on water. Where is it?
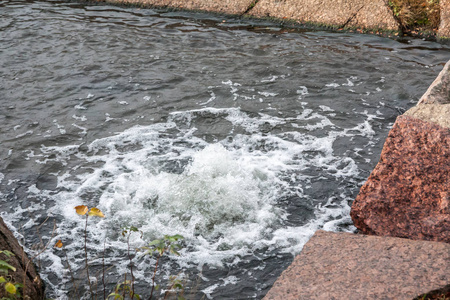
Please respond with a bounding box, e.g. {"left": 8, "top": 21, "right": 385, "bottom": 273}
{"left": 75, "top": 205, "right": 88, "bottom": 216}
{"left": 5, "top": 282, "right": 16, "bottom": 294}
{"left": 88, "top": 207, "right": 105, "bottom": 218}
{"left": 55, "top": 240, "right": 63, "bottom": 248}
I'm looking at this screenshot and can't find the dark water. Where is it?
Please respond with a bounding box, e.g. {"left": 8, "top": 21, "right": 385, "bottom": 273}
{"left": 1, "top": 0, "right": 449, "bottom": 299}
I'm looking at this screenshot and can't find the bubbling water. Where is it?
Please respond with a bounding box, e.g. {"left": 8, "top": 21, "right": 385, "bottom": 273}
{"left": 33, "top": 107, "right": 358, "bottom": 282}
{"left": 99, "top": 143, "right": 281, "bottom": 259}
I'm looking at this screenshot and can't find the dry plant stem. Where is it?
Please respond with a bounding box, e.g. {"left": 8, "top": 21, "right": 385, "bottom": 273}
{"left": 84, "top": 215, "right": 94, "bottom": 299}
{"left": 163, "top": 272, "right": 183, "bottom": 300}
{"left": 123, "top": 274, "right": 127, "bottom": 299}
{"left": 149, "top": 250, "right": 164, "bottom": 300}
{"left": 102, "top": 239, "right": 106, "bottom": 300}
{"left": 63, "top": 247, "right": 78, "bottom": 298}
{"left": 23, "top": 220, "right": 56, "bottom": 294}
{"left": 127, "top": 234, "right": 135, "bottom": 299}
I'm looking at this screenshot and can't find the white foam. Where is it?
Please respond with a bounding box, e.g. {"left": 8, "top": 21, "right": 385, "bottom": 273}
{"left": 296, "top": 86, "right": 308, "bottom": 98}
{"left": 199, "top": 91, "right": 216, "bottom": 106}
{"left": 72, "top": 115, "right": 87, "bottom": 121}
{"left": 325, "top": 83, "right": 340, "bottom": 88}
{"left": 5, "top": 106, "right": 378, "bottom": 298}
{"left": 15, "top": 130, "right": 33, "bottom": 138}
{"left": 258, "top": 91, "right": 278, "bottom": 97}
{"left": 260, "top": 75, "right": 278, "bottom": 82}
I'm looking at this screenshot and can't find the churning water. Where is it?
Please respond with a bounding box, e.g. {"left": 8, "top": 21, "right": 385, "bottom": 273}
{"left": 1, "top": 0, "right": 449, "bottom": 298}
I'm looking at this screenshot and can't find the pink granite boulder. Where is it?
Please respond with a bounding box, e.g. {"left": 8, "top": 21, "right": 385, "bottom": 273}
{"left": 350, "top": 115, "right": 450, "bottom": 242}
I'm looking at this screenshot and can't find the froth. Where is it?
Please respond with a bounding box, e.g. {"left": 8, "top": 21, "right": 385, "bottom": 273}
{"left": 5, "top": 106, "right": 367, "bottom": 297}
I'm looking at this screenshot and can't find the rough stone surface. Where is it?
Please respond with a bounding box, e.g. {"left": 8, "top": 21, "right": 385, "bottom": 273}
{"left": 418, "top": 60, "right": 450, "bottom": 105}
{"left": 405, "top": 103, "right": 450, "bottom": 128}
{"left": 99, "top": 0, "right": 254, "bottom": 15}
{"left": 249, "top": 0, "right": 399, "bottom": 31}
{"left": 438, "top": 0, "right": 450, "bottom": 41}
{"left": 351, "top": 115, "right": 450, "bottom": 243}
{"left": 0, "top": 217, "right": 45, "bottom": 300}
{"left": 264, "top": 230, "right": 450, "bottom": 300}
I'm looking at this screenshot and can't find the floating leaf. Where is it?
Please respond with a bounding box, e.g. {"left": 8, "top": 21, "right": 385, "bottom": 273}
{"left": 54, "top": 240, "right": 63, "bottom": 248}
{"left": 88, "top": 207, "right": 105, "bottom": 218}
{"left": 75, "top": 205, "right": 88, "bottom": 216}
{"left": 5, "top": 282, "right": 16, "bottom": 294}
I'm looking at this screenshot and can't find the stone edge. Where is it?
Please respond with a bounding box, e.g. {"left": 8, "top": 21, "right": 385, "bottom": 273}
{"left": 90, "top": 0, "right": 450, "bottom": 40}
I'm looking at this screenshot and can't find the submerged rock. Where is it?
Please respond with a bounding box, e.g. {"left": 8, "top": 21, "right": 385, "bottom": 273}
{"left": 264, "top": 230, "right": 450, "bottom": 300}
{"left": 0, "top": 217, "right": 45, "bottom": 299}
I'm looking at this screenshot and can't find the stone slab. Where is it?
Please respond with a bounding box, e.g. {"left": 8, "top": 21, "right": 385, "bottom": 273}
{"left": 249, "top": 0, "right": 399, "bottom": 31}
{"left": 350, "top": 115, "right": 450, "bottom": 243}
{"left": 264, "top": 230, "right": 450, "bottom": 300}
{"left": 0, "top": 217, "right": 44, "bottom": 299}
{"left": 98, "top": 0, "right": 254, "bottom": 15}
{"left": 438, "top": 0, "right": 450, "bottom": 41}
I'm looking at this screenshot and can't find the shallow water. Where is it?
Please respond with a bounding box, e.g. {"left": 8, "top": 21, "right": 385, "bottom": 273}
{"left": 1, "top": 0, "right": 449, "bottom": 298}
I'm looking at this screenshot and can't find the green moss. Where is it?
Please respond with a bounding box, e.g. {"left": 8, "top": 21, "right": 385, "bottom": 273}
{"left": 387, "top": 0, "right": 440, "bottom": 31}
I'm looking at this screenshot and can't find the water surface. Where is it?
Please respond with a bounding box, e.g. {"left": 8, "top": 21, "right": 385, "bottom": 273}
{"left": 1, "top": 0, "right": 449, "bottom": 298}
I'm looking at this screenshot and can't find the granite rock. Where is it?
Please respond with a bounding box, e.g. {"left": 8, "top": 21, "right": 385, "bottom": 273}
{"left": 98, "top": 0, "right": 254, "bottom": 15}
{"left": 350, "top": 115, "right": 450, "bottom": 243}
{"left": 404, "top": 103, "right": 450, "bottom": 129}
{"left": 0, "top": 217, "right": 45, "bottom": 299}
{"left": 438, "top": 0, "right": 450, "bottom": 41}
{"left": 249, "top": 0, "right": 399, "bottom": 31}
{"left": 264, "top": 230, "right": 450, "bottom": 300}
{"left": 418, "top": 60, "right": 450, "bottom": 105}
